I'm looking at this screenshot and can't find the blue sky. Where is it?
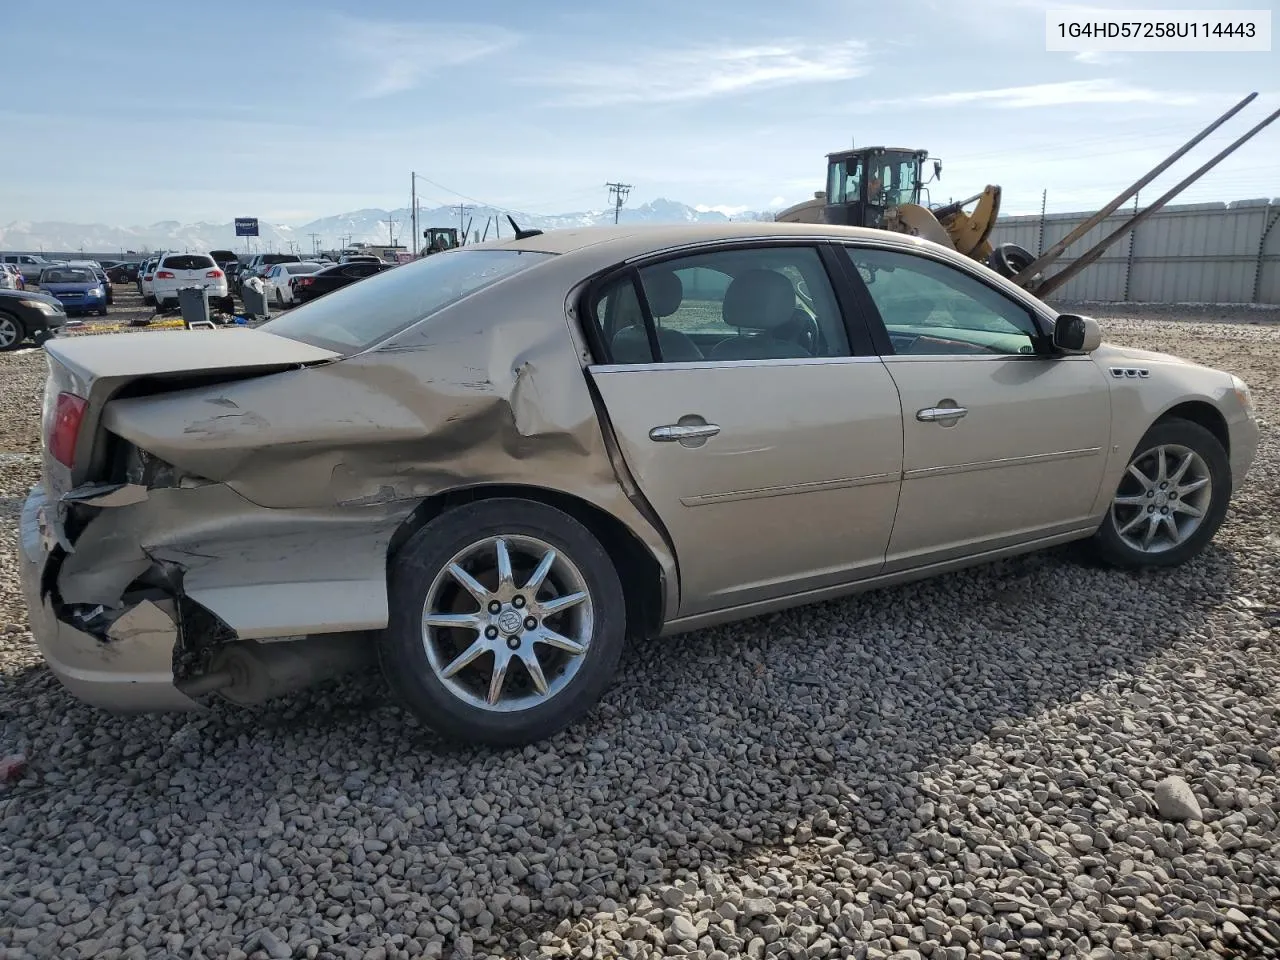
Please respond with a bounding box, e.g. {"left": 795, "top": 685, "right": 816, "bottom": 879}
{"left": 1, "top": 0, "right": 1275, "bottom": 226}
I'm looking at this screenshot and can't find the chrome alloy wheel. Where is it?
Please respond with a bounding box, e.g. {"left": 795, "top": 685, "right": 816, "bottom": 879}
{"left": 421, "top": 535, "right": 594, "bottom": 712}
{"left": 1111, "top": 442, "right": 1213, "bottom": 554}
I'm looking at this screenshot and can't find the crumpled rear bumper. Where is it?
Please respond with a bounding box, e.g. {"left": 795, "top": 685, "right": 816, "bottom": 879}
{"left": 17, "top": 484, "right": 199, "bottom": 712}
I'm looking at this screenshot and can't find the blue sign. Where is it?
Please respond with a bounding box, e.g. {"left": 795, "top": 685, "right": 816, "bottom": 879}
{"left": 235, "top": 217, "right": 259, "bottom": 237}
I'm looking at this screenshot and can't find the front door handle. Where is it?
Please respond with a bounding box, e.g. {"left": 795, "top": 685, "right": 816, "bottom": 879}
{"left": 916, "top": 405, "right": 968, "bottom": 423}
{"left": 649, "top": 422, "right": 721, "bottom": 442}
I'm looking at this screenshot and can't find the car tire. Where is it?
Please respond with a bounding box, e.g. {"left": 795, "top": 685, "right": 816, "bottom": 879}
{"left": 0, "top": 311, "right": 25, "bottom": 351}
{"left": 98, "top": 306, "right": 108, "bottom": 316}
{"left": 143, "top": 294, "right": 155, "bottom": 306}
{"left": 275, "top": 289, "right": 284, "bottom": 307}
{"left": 380, "top": 498, "right": 627, "bottom": 747}
{"left": 1090, "top": 418, "right": 1231, "bottom": 569}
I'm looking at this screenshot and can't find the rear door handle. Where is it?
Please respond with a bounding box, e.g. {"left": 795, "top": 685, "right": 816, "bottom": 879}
{"left": 916, "top": 406, "right": 968, "bottom": 422}
{"left": 649, "top": 422, "right": 721, "bottom": 442}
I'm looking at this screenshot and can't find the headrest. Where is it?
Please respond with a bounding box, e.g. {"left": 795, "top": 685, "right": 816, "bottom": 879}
{"left": 643, "top": 270, "right": 683, "bottom": 318}
{"left": 722, "top": 270, "right": 797, "bottom": 332}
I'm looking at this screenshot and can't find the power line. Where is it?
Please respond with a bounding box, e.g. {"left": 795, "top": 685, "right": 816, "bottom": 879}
{"left": 605, "top": 182, "right": 633, "bottom": 224}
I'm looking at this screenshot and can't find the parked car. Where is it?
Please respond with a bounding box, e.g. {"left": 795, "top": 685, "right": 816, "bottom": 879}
{"left": 0, "top": 287, "right": 67, "bottom": 349}
{"left": 2, "top": 253, "right": 65, "bottom": 283}
{"left": 138, "top": 256, "right": 163, "bottom": 305}
{"left": 292, "top": 259, "right": 387, "bottom": 303}
{"left": 14, "top": 223, "right": 1258, "bottom": 747}
{"left": 151, "top": 252, "right": 231, "bottom": 312}
{"left": 107, "top": 261, "right": 140, "bottom": 284}
{"left": 35, "top": 265, "right": 108, "bottom": 316}
{"left": 67, "top": 261, "right": 113, "bottom": 305}
{"left": 238, "top": 253, "right": 301, "bottom": 295}
{"left": 262, "top": 261, "right": 323, "bottom": 306}
{"left": 0, "top": 263, "right": 25, "bottom": 290}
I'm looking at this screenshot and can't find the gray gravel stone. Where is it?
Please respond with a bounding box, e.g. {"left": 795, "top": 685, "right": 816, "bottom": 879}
{"left": 1154, "top": 776, "right": 1203, "bottom": 822}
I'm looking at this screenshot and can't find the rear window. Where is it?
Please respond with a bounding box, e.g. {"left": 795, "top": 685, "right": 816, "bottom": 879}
{"left": 286, "top": 263, "right": 320, "bottom": 275}
{"left": 161, "top": 255, "right": 216, "bottom": 270}
{"left": 261, "top": 249, "right": 553, "bottom": 354}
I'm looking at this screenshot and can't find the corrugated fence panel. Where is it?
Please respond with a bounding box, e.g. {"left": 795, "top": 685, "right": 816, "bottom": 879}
{"left": 992, "top": 200, "right": 1280, "bottom": 304}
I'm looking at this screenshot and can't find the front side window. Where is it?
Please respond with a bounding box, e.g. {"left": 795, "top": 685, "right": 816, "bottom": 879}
{"left": 261, "top": 249, "right": 553, "bottom": 354}
{"left": 842, "top": 246, "right": 1041, "bottom": 356}
{"left": 593, "top": 245, "right": 851, "bottom": 364}
{"left": 826, "top": 156, "right": 863, "bottom": 205}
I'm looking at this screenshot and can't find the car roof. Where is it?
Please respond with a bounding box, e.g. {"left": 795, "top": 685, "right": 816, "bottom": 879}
{"left": 474, "top": 221, "right": 910, "bottom": 259}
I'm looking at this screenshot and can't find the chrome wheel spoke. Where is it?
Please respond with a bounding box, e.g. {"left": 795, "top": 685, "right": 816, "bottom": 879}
{"left": 1117, "top": 511, "right": 1147, "bottom": 535}
{"left": 521, "top": 650, "right": 549, "bottom": 695}
{"left": 1154, "top": 445, "right": 1169, "bottom": 483}
{"left": 1172, "top": 499, "right": 1203, "bottom": 518}
{"left": 495, "top": 538, "right": 514, "bottom": 591}
{"left": 448, "top": 563, "right": 491, "bottom": 604}
{"left": 1141, "top": 515, "right": 1159, "bottom": 550}
{"left": 540, "top": 591, "right": 587, "bottom": 616}
{"left": 424, "top": 611, "right": 484, "bottom": 630}
{"left": 1169, "top": 451, "right": 1194, "bottom": 486}
{"left": 1113, "top": 493, "right": 1148, "bottom": 507}
{"left": 1177, "top": 476, "right": 1209, "bottom": 496}
{"left": 523, "top": 548, "right": 556, "bottom": 595}
{"left": 441, "top": 638, "right": 490, "bottom": 678}
{"left": 1127, "top": 463, "right": 1154, "bottom": 490}
{"left": 487, "top": 649, "right": 512, "bottom": 705}
{"left": 533, "top": 626, "right": 586, "bottom": 655}
{"left": 1161, "top": 514, "right": 1181, "bottom": 544}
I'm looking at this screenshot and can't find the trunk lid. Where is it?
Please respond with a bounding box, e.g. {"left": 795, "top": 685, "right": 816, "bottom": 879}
{"left": 41, "top": 329, "right": 340, "bottom": 498}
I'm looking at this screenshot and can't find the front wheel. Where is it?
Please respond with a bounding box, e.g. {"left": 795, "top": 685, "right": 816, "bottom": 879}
{"left": 1091, "top": 419, "right": 1231, "bottom": 568}
{"left": 380, "top": 498, "right": 627, "bottom": 746}
{"left": 0, "top": 312, "right": 25, "bottom": 351}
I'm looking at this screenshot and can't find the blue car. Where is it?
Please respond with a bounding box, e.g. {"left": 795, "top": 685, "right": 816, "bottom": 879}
{"left": 36, "top": 266, "right": 109, "bottom": 316}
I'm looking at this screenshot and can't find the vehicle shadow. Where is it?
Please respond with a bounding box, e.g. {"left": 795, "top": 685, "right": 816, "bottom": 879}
{"left": 0, "top": 543, "right": 1240, "bottom": 956}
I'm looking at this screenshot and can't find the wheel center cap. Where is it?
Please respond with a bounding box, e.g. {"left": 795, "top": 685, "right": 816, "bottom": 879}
{"left": 497, "top": 609, "right": 524, "bottom": 635}
{"left": 1154, "top": 492, "right": 1169, "bottom": 508}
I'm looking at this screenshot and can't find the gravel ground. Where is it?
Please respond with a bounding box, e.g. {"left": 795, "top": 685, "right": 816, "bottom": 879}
{"left": 1, "top": 306, "right": 1279, "bottom": 960}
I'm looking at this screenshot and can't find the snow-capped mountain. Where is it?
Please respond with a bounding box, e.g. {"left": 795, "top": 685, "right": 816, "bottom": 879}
{"left": 0, "top": 199, "right": 772, "bottom": 256}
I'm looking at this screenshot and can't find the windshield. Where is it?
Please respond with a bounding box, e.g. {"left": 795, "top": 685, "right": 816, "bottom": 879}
{"left": 41, "top": 268, "right": 96, "bottom": 283}
{"left": 260, "top": 249, "right": 555, "bottom": 354}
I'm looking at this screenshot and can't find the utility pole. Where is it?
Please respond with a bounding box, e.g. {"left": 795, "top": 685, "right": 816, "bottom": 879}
{"left": 380, "top": 218, "right": 398, "bottom": 249}
{"left": 307, "top": 232, "right": 320, "bottom": 255}
{"left": 455, "top": 203, "right": 472, "bottom": 235}
{"left": 605, "top": 182, "right": 632, "bottom": 224}
{"left": 411, "top": 172, "right": 418, "bottom": 257}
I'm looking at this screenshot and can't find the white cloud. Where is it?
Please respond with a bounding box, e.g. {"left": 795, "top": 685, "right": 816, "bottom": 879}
{"left": 330, "top": 15, "right": 519, "bottom": 99}
{"left": 1073, "top": 50, "right": 1126, "bottom": 65}
{"left": 910, "top": 79, "right": 1199, "bottom": 109}
{"left": 536, "top": 40, "right": 868, "bottom": 107}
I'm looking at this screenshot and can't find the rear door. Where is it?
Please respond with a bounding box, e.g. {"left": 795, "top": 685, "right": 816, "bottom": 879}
{"left": 586, "top": 242, "right": 904, "bottom": 618}
{"left": 835, "top": 243, "right": 1111, "bottom": 570}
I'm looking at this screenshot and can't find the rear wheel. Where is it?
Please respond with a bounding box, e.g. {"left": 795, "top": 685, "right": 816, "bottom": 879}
{"left": 0, "top": 312, "right": 24, "bottom": 351}
{"left": 987, "top": 243, "right": 1036, "bottom": 280}
{"left": 275, "top": 288, "right": 284, "bottom": 307}
{"left": 380, "top": 498, "right": 627, "bottom": 746}
{"left": 1091, "top": 419, "right": 1230, "bottom": 568}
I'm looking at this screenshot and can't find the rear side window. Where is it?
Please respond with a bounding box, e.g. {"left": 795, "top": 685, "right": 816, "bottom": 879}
{"left": 161, "top": 255, "right": 215, "bottom": 270}
{"left": 261, "top": 249, "right": 553, "bottom": 354}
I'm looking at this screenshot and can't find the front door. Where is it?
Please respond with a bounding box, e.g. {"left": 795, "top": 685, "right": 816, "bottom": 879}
{"left": 837, "top": 243, "right": 1112, "bottom": 569}
{"left": 586, "top": 243, "right": 905, "bottom": 617}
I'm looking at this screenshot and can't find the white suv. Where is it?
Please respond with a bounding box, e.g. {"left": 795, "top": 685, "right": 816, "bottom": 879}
{"left": 152, "top": 253, "right": 231, "bottom": 311}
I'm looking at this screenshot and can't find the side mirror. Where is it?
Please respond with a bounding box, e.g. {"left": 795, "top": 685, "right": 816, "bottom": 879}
{"left": 1053, "top": 313, "right": 1102, "bottom": 354}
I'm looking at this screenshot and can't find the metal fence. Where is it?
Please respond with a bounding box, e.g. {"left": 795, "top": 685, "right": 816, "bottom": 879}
{"left": 992, "top": 199, "right": 1280, "bottom": 305}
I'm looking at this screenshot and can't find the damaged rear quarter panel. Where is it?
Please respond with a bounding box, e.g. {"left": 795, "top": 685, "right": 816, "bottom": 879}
{"left": 96, "top": 271, "right": 677, "bottom": 636}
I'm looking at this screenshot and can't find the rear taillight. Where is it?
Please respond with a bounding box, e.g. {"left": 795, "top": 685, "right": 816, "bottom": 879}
{"left": 299, "top": 277, "right": 314, "bottom": 286}
{"left": 50, "top": 392, "right": 87, "bottom": 468}
{"left": 156, "top": 270, "right": 175, "bottom": 279}
{"left": 206, "top": 269, "right": 223, "bottom": 278}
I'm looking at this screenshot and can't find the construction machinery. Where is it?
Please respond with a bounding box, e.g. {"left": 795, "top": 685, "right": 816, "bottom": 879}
{"left": 775, "top": 92, "right": 1280, "bottom": 299}
{"left": 421, "top": 226, "right": 460, "bottom": 256}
